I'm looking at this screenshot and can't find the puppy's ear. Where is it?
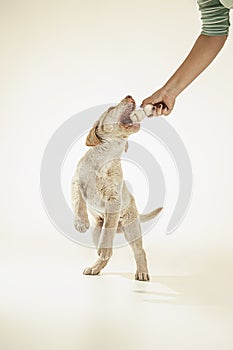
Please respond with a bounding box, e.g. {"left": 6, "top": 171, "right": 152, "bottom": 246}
{"left": 86, "top": 121, "right": 101, "bottom": 146}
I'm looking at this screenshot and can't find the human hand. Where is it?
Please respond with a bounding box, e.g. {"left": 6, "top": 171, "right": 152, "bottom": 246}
{"left": 141, "top": 87, "right": 176, "bottom": 116}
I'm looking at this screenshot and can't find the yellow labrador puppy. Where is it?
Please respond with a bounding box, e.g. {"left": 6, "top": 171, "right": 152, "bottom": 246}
{"left": 71, "top": 96, "right": 162, "bottom": 281}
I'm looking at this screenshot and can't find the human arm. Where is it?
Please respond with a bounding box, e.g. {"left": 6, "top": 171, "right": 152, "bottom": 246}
{"left": 141, "top": 0, "right": 230, "bottom": 115}
{"left": 141, "top": 34, "right": 228, "bottom": 115}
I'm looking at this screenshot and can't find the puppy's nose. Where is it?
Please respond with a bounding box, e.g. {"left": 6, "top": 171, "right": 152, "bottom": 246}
{"left": 124, "top": 95, "right": 135, "bottom": 104}
{"left": 122, "top": 95, "right": 135, "bottom": 104}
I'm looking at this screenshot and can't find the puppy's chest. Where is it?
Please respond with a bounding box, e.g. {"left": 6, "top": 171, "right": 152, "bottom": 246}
{"left": 96, "top": 175, "right": 117, "bottom": 197}
{"left": 81, "top": 160, "right": 123, "bottom": 199}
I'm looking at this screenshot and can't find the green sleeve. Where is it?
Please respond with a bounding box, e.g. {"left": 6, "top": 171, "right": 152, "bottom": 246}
{"left": 197, "top": 0, "right": 230, "bottom": 36}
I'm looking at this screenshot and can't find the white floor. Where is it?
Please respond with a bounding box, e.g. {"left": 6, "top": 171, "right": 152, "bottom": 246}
{"left": 1, "top": 233, "right": 233, "bottom": 350}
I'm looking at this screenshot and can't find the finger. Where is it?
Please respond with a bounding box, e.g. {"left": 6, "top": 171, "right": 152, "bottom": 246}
{"left": 157, "top": 103, "right": 163, "bottom": 115}
{"left": 140, "top": 99, "right": 151, "bottom": 108}
{"left": 163, "top": 107, "right": 171, "bottom": 116}
{"left": 141, "top": 97, "right": 157, "bottom": 108}
{"left": 152, "top": 105, "right": 158, "bottom": 117}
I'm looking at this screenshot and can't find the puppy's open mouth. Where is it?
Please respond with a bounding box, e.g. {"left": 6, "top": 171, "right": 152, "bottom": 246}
{"left": 119, "top": 102, "right": 137, "bottom": 127}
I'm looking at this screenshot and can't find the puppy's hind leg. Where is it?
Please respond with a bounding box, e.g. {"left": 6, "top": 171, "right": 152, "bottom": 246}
{"left": 91, "top": 216, "right": 104, "bottom": 248}
{"left": 83, "top": 216, "right": 111, "bottom": 276}
{"left": 83, "top": 232, "right": 114, "bottom": 275}
{"left": 71, "top": 178, "right": 90, "bottom": 233}
{"left": 83, "top": 257, "right": 110, "bottom": 276}
{"left": 122, "top": 218, "right": 150, "bottom": 281}
{"left": 83, "top": 198, "right": 120, "bottom": 276}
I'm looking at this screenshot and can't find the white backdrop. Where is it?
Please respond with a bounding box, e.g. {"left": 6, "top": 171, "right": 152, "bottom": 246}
{"left": 1, "top": 1, "right": 233, "bottom": 349}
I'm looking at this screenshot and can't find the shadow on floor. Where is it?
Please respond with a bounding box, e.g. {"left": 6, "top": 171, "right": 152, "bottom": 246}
{"left": 102, "top": 272, "right": 233, "bottom": 307}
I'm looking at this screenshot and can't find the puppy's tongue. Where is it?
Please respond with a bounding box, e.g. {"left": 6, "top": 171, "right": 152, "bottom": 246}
{"left": 121, "top": 116, "right": 133, "bottom": 125}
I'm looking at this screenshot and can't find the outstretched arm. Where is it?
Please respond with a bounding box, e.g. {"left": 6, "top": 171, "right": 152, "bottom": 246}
{"left": 141, "top": 0, "right": 230, "bottom": 115}
{"left": 141, "top": 34, "right": 227, "bottom": 115}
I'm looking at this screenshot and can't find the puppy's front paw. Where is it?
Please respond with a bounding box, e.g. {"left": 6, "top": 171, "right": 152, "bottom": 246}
{"left": 97, "top": 248, "right": 113, "bottom": 261}
{"left": 135, "top": 271, "right": 150, "bottom": 282}
{"left": 83, "top": 267, "right": 100, "bottom": 275}
{"left": 74, "top": 217, "right": 90, "bottom": 233}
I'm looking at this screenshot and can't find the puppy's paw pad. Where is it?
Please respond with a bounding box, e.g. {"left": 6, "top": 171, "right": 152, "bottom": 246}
{"left": 83, "top": 267, "right": 100, "bottom": 275}
{"left": 74, "top": 218, "right": 90, "bottom": 233}
{"left": 135, "top": 271, "right": 150, "bottom": 282}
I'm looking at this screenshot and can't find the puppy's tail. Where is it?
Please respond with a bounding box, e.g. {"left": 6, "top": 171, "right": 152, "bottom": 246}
{"left": 139, "top": 207, "right": 163, "bottom": 223}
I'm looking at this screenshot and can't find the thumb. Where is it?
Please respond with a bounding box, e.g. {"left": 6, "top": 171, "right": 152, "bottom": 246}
{"left": 140, "top": 97, "right": 156, "bottom": 108}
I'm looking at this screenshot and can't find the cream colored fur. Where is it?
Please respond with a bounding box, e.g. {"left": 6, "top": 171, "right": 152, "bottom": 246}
{"left": 71, "top": 96, "right": 162, "bottom": 281}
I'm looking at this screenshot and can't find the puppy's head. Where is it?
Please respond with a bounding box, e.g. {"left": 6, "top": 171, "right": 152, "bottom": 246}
{"left": 86, "top": 96, "right": 140, "bottom": 146}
